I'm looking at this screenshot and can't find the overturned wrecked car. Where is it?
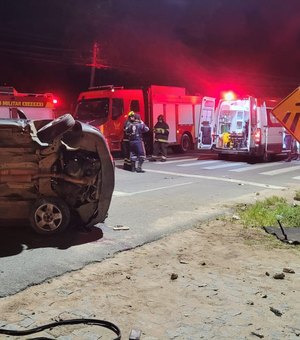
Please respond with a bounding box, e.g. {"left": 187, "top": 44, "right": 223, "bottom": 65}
{"left": 0, "top": 113, "right": 114, "bottom": 235}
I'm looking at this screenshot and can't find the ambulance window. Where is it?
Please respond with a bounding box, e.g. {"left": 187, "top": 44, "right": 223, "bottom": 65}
{"left": 130, "top": 100, "right": 140, "bottom": 112}
{"left": 112, "top": 98, "right": 124, "bottom": 120}
{"left": 201, "top": 109, "right": 213, "bottom": 122}
{"left": 237, "top": 121, "right": 243, "bottom": 129}
{"left": 267, "top": 108, "right": 281, "bottom": 126}
{"left": 237, "top": 111, "right": 243, "bottom": 120}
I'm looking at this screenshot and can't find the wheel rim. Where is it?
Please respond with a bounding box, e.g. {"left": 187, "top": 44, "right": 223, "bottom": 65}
{"left": 34, "top": 203, "right": 63, "bottom": 232}
{"left": 182, "top": 135, "right": 190, "bottom": 151}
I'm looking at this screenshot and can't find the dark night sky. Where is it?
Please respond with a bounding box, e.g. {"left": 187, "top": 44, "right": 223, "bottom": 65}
{"left": 0, "top": 0, "right": 300, "bottom": 108}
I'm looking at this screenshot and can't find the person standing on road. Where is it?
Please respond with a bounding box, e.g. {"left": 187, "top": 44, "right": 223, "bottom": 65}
{"left": 295, "top": 140, "right": 300, "bottom": 160}
{"left": 122, "top": 111, "right": 135, "bottom": 171}
{"left": 149, "top": 115, "right": 169, "bottom": 162}
{"left": 125, "top": 113, "right": 149, "bottom": 173}
{"left": 284, "top": 129, "right": 293, "bottom": 162}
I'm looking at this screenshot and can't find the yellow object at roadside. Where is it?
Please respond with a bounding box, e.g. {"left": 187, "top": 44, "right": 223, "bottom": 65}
{"left": 222, "top": 132, "right": 231, "bottom": 146}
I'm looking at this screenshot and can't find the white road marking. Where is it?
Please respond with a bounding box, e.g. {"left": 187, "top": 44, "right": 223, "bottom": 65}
{"left": 203, "top": 162, "right": 244, "bottom": 170}
{"left": 164, "top": 156, "right": 194, "bottom": 161}
{"left": 178, "top": 160, "right": 219, "bottom": 167}
{"left": 230, "top": 162, "right": 279, "bottom": 172}
{"left": 142, "top": 169, "right": 285, "bottom": 190}
{"left": 113, "top": 182, "right": 193, "bottom": 197}
{"left": 152, "top": 158, "right": 198, "bottom": 164}
{"left": 260, "top": 165, "right": 300, "bottom": 176}
{"left": 113, "top": 191, "right": 129, "bottom": 197}
{"left": 293, "top": 176, "right": 300, "bottom": 180}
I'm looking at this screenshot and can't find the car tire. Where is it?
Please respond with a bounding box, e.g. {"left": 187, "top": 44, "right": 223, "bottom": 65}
{"left": 29, "top": 197, "right": 71, "bottom": 235}
{"left": 177, "top": 133, "right": 192, "bottom": 153}
{"left": 37, "top": 114, "right": 75, "bottom": 143}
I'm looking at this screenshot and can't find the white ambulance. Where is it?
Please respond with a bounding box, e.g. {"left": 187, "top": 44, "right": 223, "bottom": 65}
{"left": 205, "top": 93, "right": 286, "bottom": 161}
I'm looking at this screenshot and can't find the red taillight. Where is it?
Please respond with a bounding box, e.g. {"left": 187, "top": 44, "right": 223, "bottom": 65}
{"left": 254, "top": 128, "right": 261, "bottom": 144}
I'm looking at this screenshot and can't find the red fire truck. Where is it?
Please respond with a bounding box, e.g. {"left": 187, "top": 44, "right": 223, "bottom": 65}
{"left": 0, "top": 86, "right": 58, "bottom": 120}
{"left": 74, "top": 85, "right": 215, "bottom": 153}
{"left": 210, "top": 92, "right": 287, "bottom": 161}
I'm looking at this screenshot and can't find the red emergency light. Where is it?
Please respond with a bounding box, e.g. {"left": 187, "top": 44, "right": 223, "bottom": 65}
{"left": 53, "top": 98, "right": 58, "bottom": 105}
{"left": 223, "top": 91, "right": 236, "bottom": 101}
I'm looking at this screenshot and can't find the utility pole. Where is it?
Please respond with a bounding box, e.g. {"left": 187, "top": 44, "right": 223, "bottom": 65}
{"left": 89, "top": 42, "right": 99, "bottom": 88}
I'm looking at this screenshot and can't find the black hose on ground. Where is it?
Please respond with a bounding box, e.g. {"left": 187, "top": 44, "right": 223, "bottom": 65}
{"left": 0, "top": 318, "right": 121, "bottom": 339}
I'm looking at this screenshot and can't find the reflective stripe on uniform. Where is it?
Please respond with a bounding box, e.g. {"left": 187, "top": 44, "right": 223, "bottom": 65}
{"left": 155, "top": 138, "right": 168, "bottom": 143}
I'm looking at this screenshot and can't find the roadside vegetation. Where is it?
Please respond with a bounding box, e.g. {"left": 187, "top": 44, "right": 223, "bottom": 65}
{"left": 237, "top": 193, "right": 300, "bottom": 228}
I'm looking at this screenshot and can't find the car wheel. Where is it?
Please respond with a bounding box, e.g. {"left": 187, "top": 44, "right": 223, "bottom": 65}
{"left": 29, "top": 197, "right": 70, "bottom": 235}
{"left": 37, "top": 114, "right": 75, "bottom": 143}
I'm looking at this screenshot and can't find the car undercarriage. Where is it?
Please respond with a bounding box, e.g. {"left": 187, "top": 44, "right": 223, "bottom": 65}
{"left": 0, "top": 114, "right": 115, "bottom": 235}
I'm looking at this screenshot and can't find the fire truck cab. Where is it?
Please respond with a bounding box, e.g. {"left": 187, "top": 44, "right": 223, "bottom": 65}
{"left": 74, "top": 85, "right": 215, "bottom": 154}
{"left": 212, "top": 95, "right": 286, "bottom": 161}
{"left": 0, "top": 86, "right": 57, "bottom": 120}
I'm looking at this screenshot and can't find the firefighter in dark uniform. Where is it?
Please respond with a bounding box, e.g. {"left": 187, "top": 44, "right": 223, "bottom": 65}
{"left": 125, "top": 113, "right": 149, "bottom": 173}
{"left": 149, "top": 115, "right": 169, "bottom": 162}
{"left": 122, "top": 111, "right": 135, "bottom": 171}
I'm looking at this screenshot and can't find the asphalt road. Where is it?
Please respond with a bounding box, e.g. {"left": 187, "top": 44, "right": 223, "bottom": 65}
{"left": 1, "top": 152, "right": 300, "bottom": 297}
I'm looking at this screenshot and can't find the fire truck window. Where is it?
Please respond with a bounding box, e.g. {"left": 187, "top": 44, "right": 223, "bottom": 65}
{"left": 130, "top": 100, "right": 140, "bottom": 113}
{"left": 112, "top": 98, "right": 124, "bottom": 120}
{"left": 76, "top": 98, "right": 109, "bottom": 120}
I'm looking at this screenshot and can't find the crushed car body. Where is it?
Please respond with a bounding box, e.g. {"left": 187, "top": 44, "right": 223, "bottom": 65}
{"left": 0, "top": 114, "right": 115, "bottom": 235}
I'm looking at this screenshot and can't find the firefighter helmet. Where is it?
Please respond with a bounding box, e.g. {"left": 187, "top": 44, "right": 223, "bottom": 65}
{"left": 128, "top": 111, "right": 135, "bottom": 117}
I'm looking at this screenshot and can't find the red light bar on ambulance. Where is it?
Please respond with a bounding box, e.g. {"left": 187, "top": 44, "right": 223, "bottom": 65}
{"left": 222, "top": 91, "right": 236, "bottom": 101}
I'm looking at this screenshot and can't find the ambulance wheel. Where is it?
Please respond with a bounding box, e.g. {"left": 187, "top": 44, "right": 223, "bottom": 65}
{"left": 262, "top": 151, "right": 271, "bottom": 162}
{"left": 37, "top": 114, "right": 75, "bottom": 143}
{"left": 29, "top": 197, "right": 71, "bottom": 235}
{"left": 218, "top": 153, "right": 228, "bottom": 160}
{"left": 178, "top": 133, "right": 192, "bottom": 153}
{"left": 261, "top": 151, "right": 275, "bottom": 163}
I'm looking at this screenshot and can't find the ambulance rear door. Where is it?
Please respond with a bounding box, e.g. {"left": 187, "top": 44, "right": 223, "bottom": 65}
{"left": 264, "top": 104, "right": 284, "bottom": 154}
{"left": 197, "top": 97, "right": 215, "bottom": 149}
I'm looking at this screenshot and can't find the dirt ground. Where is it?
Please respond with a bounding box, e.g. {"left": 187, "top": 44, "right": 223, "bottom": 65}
{"left": 1, "top": 194, "right": 300, "bottom": 339}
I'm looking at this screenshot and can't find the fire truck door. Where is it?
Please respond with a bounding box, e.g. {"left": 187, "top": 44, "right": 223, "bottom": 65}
{"left": 197, "top": 97, "right": 215, "bottom": 149}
